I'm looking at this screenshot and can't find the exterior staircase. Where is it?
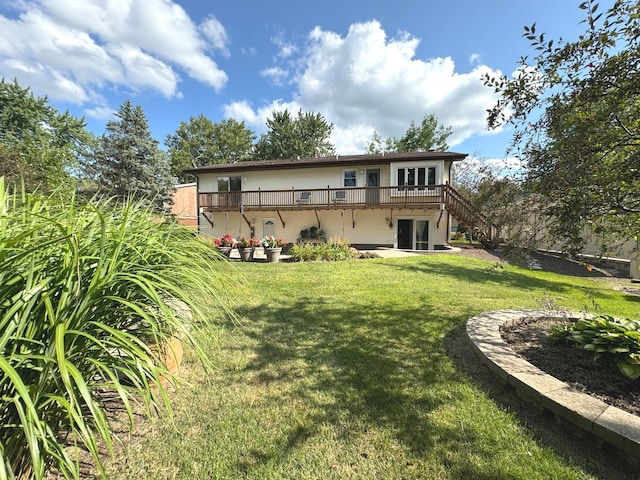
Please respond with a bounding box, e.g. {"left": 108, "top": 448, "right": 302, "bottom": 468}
{"left": 443, "top": 184, "right": 497, "bottom": 243}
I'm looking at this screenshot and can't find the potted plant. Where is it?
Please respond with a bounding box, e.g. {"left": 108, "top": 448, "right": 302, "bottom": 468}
{"left": 213, "top": 233, "right": 236, "bottom": 257}
{"left": 237, "top": 235, "right": 259, "bottom": 262}
{"left": 298, "top": 226, "right": 326, "bottom": 244}
{"left": 260, "top": 235, "right": 288, "bottom": 262}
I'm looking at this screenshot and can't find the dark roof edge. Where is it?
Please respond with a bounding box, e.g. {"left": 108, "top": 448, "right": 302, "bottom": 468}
{"left": 184, "top": 151, "right": 467, "bottom": 175}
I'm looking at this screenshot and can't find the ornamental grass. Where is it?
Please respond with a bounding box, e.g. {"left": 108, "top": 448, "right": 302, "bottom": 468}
{"left": 0, "top": 178, "right": 233, "bottom": 479}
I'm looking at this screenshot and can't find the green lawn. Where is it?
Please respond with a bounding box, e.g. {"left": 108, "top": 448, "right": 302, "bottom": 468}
{"left": 104, "top": 254, "right": 638, "bottom": 479}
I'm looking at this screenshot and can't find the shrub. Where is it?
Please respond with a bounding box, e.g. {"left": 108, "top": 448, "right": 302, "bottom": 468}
{"left": 549, "top": 315, "right": 640, "bottom": 379}
{"left": 289, "top": 237, "right": 357, "bottom": 262}
{"left": 289, "top": 242, "right": 321, "bottom": 262}
{"left": 0, "top": 179, "right": 233, "bottom": 479}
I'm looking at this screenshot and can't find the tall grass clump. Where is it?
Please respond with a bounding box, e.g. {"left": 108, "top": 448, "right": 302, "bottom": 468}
{"left": 289, "top": 237, "right": 357, "bottom": 262}
{"left": 0, "top": 178, "right": 234, "bottom": 480}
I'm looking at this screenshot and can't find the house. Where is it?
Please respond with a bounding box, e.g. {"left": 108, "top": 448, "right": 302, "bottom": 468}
{"left": 184, "top": 151, "right": 493, "bottom": 250}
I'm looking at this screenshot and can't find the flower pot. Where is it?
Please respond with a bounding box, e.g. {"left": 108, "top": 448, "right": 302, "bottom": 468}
{"left": 238, "top": 246, "right": 254, "bottom": 262}
{"left": 149, "top": 335, "right": 184, "bottom": 387}
{"left": 160, "top": 335, "right": 184, "bottom": 375}
{"left": 216, "top": 246, "right": 232, "bottom": 257}
{"left": 264, "top": 247, "right": 282, "bottom": 263}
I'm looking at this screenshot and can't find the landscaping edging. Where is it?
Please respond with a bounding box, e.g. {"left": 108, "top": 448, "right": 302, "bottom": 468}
{"left": 465, "top": 310, "right": 640, "bottom": 460}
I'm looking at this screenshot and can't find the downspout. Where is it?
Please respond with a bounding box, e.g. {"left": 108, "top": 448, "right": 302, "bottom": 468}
{"left": 447, "top": 161, "right": 454, "bottom": 244}
{"left": 446, "top": 206, "right": 451, "bottom": 243}
{"left": 445, "top": 180, "right": 451, "bottom": 244}
{"left": 195, "top": 174, "right": 201, "bottom": 232}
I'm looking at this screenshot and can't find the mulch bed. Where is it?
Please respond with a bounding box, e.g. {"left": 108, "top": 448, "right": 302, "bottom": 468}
{"left": 453, "top": 246, "right": 640, "bottom": 416}
{"left": 501, "top": 317, "right": 640, "bottom": 417}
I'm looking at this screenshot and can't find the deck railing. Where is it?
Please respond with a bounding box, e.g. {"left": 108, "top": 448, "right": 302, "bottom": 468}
{"left": 198, "top": 184, "right": 496, "bottom": 240}
{"left": 198, "top": 185, "right": 446, "bottom": 211}
{"left": 442, "top": 184, "right": 496, "bottom": 241}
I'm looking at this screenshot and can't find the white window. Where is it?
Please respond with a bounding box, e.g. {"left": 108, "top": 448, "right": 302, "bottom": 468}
{"left": 396, "top": 167, "right": 436, "bottom": 187}
{"left": 343, "top": 170, "right": 357, "bottom": 187}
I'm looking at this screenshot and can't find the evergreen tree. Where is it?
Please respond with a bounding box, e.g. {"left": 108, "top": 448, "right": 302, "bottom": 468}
{"left": 94, "top": 100, "right": 175, "bottom": 211}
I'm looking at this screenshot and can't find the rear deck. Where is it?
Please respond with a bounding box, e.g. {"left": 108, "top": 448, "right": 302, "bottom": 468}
{"left": 198, "top": 184, "right": 495, "bottom": 240}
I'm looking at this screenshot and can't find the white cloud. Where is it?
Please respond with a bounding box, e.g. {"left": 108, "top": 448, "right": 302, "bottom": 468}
{"left": 1, "top": 58, "right": 93, "bottom": 103}
{"left": 224, "top": 99, "right": 301, "bottom": 134}
{"left": 224, "top": 100, "right": 263, "bottom": 125}
{"left": 469, "top": 53, "right": 482, "bottom": 66}
{"left": 229, "top": 20, "right": 504, "bottom": 155}
{"left": 331, "top": 123, "right": 376, "bottom": 155}
{"left": 200, "top": 15, "right": 230, "bottom": 58}
{"left": 84, "top": 105, "right": 116, "bottom": 120}
{"left": 0, "top": 0, "right": 228, "bottom": 104}
{"left": 451, "top": 154, "right": 525, "bottom": 190}
{"left": 261, "top": 66, "right": 289, "bottom": 86}
{"left": 241, "top": 47, "right": 258, "bottom": 56}
{"left": 272, "top": 33, "right": 297, "bottom": 59}
{"left": 480, "top": 156, "right": 526, "bottom": 180}
{"left": 106, "top": 43, "right": 178, "bottom": 97}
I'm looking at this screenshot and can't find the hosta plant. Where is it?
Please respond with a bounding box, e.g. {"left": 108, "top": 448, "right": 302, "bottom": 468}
{"left": 550, "top": 315, "right": 640, "bottom": 379}
{"left": 0, "top": 179, "right": 234, "bottom": 479}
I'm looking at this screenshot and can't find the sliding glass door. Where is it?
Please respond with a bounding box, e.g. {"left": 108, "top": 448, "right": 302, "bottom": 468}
{"left": 397, "top": 219, "right": 430, "bottom": 250}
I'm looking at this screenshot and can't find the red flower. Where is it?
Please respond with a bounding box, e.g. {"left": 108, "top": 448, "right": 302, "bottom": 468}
{"left": 214, "top": 233, "right": 236, "bottom": 247}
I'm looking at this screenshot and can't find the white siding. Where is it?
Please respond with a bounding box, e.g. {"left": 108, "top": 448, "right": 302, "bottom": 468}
{"left": 195, "top": 160, "right": 453, "bottom": 250}
{"left": 199, "top": 164, "right": 393, "bottom": 192}
{"left": 197, "top": 207, "right": 448, "bottom": 250}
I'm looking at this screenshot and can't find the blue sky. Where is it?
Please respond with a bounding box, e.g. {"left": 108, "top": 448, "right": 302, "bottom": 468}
{"left": 0, "top": 1, "right": 608, "bottom": 167}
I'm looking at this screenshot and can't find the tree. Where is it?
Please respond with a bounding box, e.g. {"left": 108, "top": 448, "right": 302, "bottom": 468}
{"left": 484, "top": 0, "right": 640, "bottom": 255}
{"left": 396, "top": 114, "right": 452, "bottom": 152}
{"left": 94, "top": 100, "right": 175, "bottom": 211}
{"left": 366, "top": 132, "right": 396, "bottom": 154}
{"left": 165, "top": 116, "right": 255, "bottom": 183}
{"left": 449, "top": 156, "right": 536, "bottom": 247}
{"left": 366, "top": 114, "right": 452, "bottom": 153}
{"left": 253, "top": 109, "right": 335, "bottom": 160}
{"left": 0, "top": 78, "right": 91, "bottom": 192}
{"left": 451, "top": 155, "right": 501, "bottom": 199}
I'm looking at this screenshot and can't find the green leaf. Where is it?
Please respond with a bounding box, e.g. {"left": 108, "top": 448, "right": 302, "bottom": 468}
{"left": 615, "top": 358, "right": 640, "bottom": 379}
{"left": 0, "top": 190, "right": 230, "bottom": 478}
